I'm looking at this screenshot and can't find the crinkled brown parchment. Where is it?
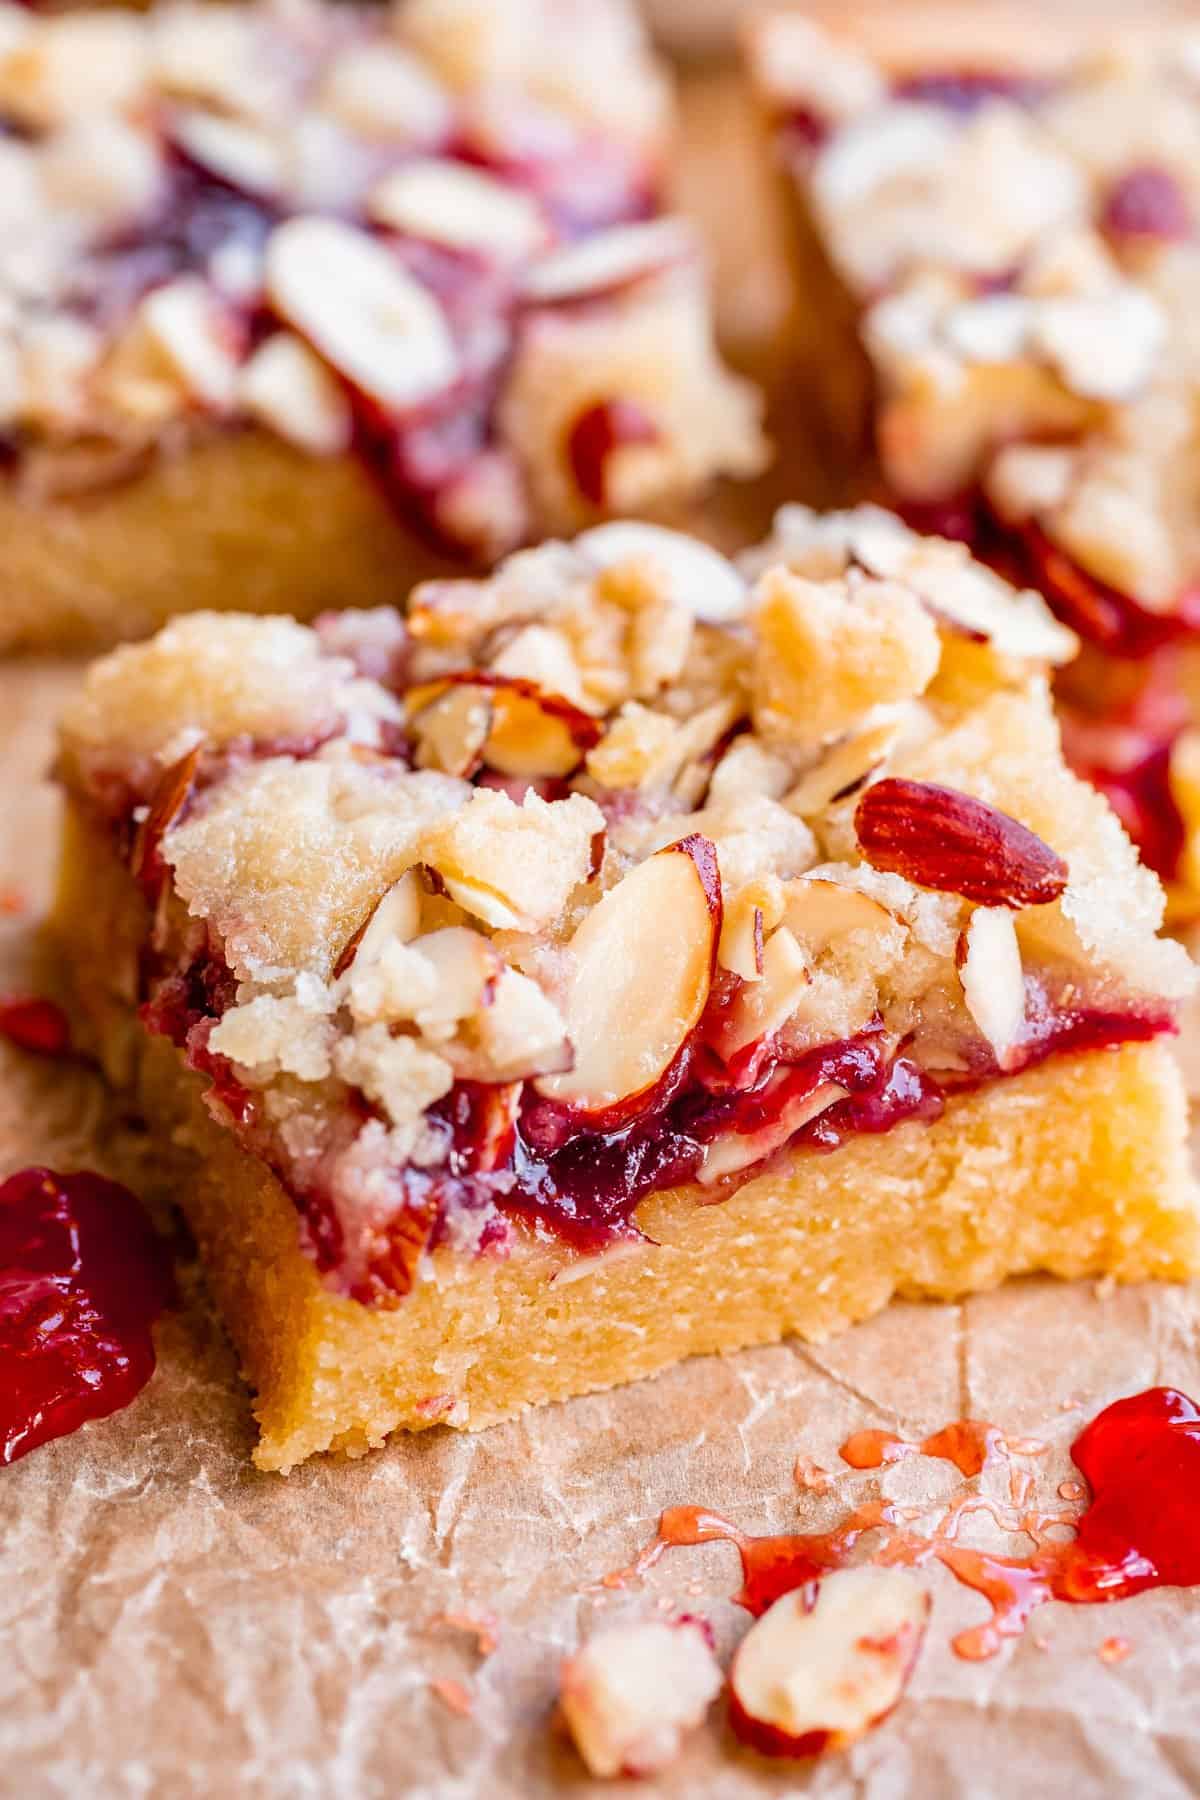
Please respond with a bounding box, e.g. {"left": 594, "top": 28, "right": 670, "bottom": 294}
{"left": 6, "top": 64, "right": 1200, "bottom": 1800}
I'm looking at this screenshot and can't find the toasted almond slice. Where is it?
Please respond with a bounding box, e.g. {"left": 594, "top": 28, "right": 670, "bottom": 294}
{"left": 319, "top": 43, "right": 451, "bottom": 143}
{"left": 716, "top": 923, "right": 811, "bottom": 1059}
{"left": 239, "top": 332, "right": 352, "bottom": 456}
{"left": 411, "top": 684, "right": 494, "bottom": 779}
{"left": 170, "top": 109, "right": 283, "bottom": 198}
{"left": 535, "top": 836, "right": 719, "bottom": 1112}
{"left": 700, "top": 1080, "right": 847, "bottom": 1183}
{"left": 908, "top": 555, "right": 1078, "bottom": 664}
{"left": 368, "top": 158, "right": 547, "bottom": 260}
{"left": 729, "top": 1567, "right": 929, "bottom": 1757}
{"left": 718, "top": 878, "right": 785, "bottom": 983}
{"left": 520, "top": 217, "right": 692, "bottom": 304}
{"left": 265, "top": 217, "right": 458, "bottom": 410}
{"left": 411, "top": 926, "right": 499, "bottom": 1036}
{"left": 781, "top": 878, "right": 900, "bottom": 959}
{"left": 406, "top": 674, "right": 600, "bottom": 781}
{"left": 333, "top": 870, "right": 423, "bottom": 981}
{"left": 561, "top": 1618, "right": 722, "bottom": 1780}
{"left": 139, "top": 277, "right": 242, "bottom": 411}
{"left": 957, "top": 905, "right": 1026, "bottom": 1070}
{"left": 576, "top": 521, "right": 747, "bottom": 624}
{"left": 456, "top": 967, "right": 571, "bottom": 1083}
{"left": 784, "top": 719, "right": 903, "bottom": 816}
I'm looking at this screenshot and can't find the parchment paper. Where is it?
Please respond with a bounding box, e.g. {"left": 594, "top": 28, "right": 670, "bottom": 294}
{"left": 5, "top": 61, "right": 1200, "bottom": 1800}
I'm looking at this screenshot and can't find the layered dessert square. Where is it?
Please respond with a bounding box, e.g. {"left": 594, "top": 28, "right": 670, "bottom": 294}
{"left": 52, "top": 507, "right": 1200, "bottom": 1470}
{"left": 747, "top": 11, "right": 1200, "bottom": 916}
{"left": 0, "top": 0, "right": 763, "bottom": 650}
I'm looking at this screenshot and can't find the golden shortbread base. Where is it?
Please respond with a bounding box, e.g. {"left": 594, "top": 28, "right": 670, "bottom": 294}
{"left": 53, "top": 802, "right": 1200, "bottom": 1471}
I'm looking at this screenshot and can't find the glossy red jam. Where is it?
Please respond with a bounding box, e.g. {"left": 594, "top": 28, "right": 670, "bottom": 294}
{"left": 1, "top": 1167, "right": 173, "bottom": 1464}
{"left": 0, "top": 994, "right": 72, "bottom": 1057}
{"left": 1102, "top": 166, "right": 1193, "bottom": 243}
{"left": 889, "top": 70, "right": 1053, "bottom": 113}
{"left": 633, "top": 1388, "right": 1200, "bottom": 1664}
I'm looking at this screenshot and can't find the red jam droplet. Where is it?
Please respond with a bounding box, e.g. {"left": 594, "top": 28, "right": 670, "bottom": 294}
{"left": 632, "top": 1389, "right": 1200, "bottom": 1664}
{"left": 1102, "top": 166, "right": 1193, "bottom": 242}
{"left": 0, "top": 994, "right": 72, "bottom": 1057}
{"left": 566, "top": 398, "right": 660, "bottom": 508}
{"left": 0, "top": 1167, "right": 174, "bottom": 1465}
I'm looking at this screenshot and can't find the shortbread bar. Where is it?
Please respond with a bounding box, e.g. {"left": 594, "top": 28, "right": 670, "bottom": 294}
{"left": 0, "top": 0, "right": 763, "bottom": 650}
{"left": 747, "top": 11, "right": 1200, "bottom": 913}
{"left": 52, "top": 508, "right": 1199, "bottom": 1469}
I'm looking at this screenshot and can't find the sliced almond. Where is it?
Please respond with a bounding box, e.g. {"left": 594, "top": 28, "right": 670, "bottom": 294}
{"left": 520, "top": 217, "right": 692, "bottom": 305}
{"left": 561, "top": 1618, "right": 722, "bottom": 1780}
{"left": 717, "top": 924, "right": 812, "bottom": 1059}
{"left": 718, "top": 878, "right": 785, "bottom": 983}
{"left": 318, "top": 43, "right": 452, "bottom": 144}
{"left": 333, "top": 870, "right": 423, "bottom": 981}
{"left": 368, "top": 159, "right": 547, "bottom": 261}
{"left": 39, "top": 116, "right": 164, "bottom": 227}
{"left": 265, "top": 217, "right": 458, "bottom": 411}
{"left": 700, "top": 1080, "right": 847, "bottom": 1183}
{"left": 729, "top": 1567, "right": 929, "bottom": 1757}
{"left": 781, "top": 879, "right": 900, "bottom": 959}
{"left": 410, "top": 683, "right": 494, "bottom": 779}
{"left": 535, "top": 836, "right": 719, "bottom": 1113}
{"left": 239, "top": 332, "right": 352, "bottom": 456}
{"left": 138, "top": 277, "right": 242, "bottom": 411}
{"left": 784, "top": 719, "right": 903, "bottom": 817}
{"left": 576, "top": 521, "right": 747, "bottom": 624}
{"left": 409, "top": 926, "right": 499, "bottom": 1038}
{"left": 957, "top": 905, "right": 1026, "bottom": 1070}
{"left": 455, "top": 967, "right": 571, "bottom": 1083}
{"left": 170, "top": 109, "right": 284, "bottom": 199}
{"left": 406, "top": 674, "right": 599, "bottom": 781}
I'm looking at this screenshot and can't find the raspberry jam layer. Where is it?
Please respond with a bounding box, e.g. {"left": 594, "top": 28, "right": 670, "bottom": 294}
{"left": 136, "top": 906, "right": 1173, "bottom": 1299}
{"left": 1, "top": 1167, "right": 173, "bottom": 1464}
{"left": 635, "top": 1387, "right": 1200, "bottom": 1664}
{"left": 24, "top": 104, "right": 657, "bottom": 553}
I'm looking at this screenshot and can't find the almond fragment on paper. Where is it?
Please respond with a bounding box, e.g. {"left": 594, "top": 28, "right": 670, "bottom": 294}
{"left": 559, "top": 1616, "right": 722, "bottom": 1779}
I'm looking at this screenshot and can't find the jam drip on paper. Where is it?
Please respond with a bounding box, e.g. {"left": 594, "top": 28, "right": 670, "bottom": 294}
{"left": 625, "top": 1390, "right": 1200, "bottom": 1662}
{"left": 0, "top": 1167, "right": 173, "bottom": 1465}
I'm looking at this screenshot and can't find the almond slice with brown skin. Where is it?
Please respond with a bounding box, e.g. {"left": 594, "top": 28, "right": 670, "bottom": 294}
{"left": 265, "top": 217, "right": 458, "bottom": 410}
{"left": 729, "top": 1567, "right": 929, "bottom": 1758}
{"left": 411, "top": 684, "right": 494, "bottom": 779}
{"left": 406, "top": 673, "right": 601, "bottom": 781}
{"left": 957, "top": 906, "right": 1026, "bottom": 1069}
{"left": 854, "top": 779, "right": 1068, "bottom": 908}
{"left": 368, "top": 158, "right": 548, "bottom": 260}
{"left": 715, "top": 924, "right": 811, "bottom": 1060}
{"left": 520, "top": 217, "right": 693, "bottom": 304}
{"left": 333, "top": 869, "right": 423, "bottom": 981}
{"left": 700, "top": 1079, "right": 847, "bottom": 1183}
{"left": 576, "top": 521, "right": 747, "bottom": 624}
{"left": 781, "top": 878, "right": 900, "bottom": 956}
{"left": 535, "top": 835, "right": 720, "bottom": 1113}
{"left": 784, "top": 717, "right": 903, "bottom": 817}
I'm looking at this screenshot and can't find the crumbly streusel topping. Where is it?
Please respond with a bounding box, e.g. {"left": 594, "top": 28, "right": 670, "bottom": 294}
{"left": 750, "top": 14, "right": 1200, "bottom": 602}
{"left": 0, "top": 0, "right": 762, "bottom": 542}
{"left": 58, "top": 512, "right": 1193, "bottom": 1290}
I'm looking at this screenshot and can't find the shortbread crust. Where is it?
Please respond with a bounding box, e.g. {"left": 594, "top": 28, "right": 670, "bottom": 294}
{"left": 0, "top": 0, "right": 763, "bottom": 650}
{"left": 51, "top": 511, "right": 1199, "bottom": 1467}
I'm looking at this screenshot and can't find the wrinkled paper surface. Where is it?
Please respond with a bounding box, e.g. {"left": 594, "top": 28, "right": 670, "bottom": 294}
{"left": 6, "top": 66, "right": 1200, "bottom": 1800}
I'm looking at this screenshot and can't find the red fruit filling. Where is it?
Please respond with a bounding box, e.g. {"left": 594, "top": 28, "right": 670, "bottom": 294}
{"left": 0, "top": 994, "right": 73, "bottom": 1057}
{"left": 889, "top": 70, "right": 1054, "bottom": 113}
{"left": 12, "top": 94, "right": 661, "bottom": 554}
{"left": 566, "top": 399, "right": 661, "bottom": 509}
{"left": 1, "top": 1167, "right": 173, "bottom": 1464}
{"left": 1102, "top": 166, "right": 1193, "bottom": 243}
{"left": 131, "top": 903, "right": 1173, "bottom": 1299}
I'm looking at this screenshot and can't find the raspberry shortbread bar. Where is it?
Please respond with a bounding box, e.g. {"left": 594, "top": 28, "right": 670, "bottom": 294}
{"left": 52, "top": 508, "right": 1199, "bottom": 1469}
{"left": 747, "top": 11, "right": 1200, "bottom": 913}
{"left": 0, "top": 0, "right": 762, "bottom": 650}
